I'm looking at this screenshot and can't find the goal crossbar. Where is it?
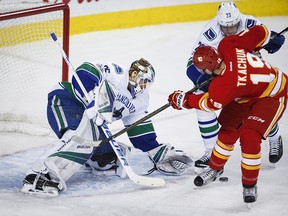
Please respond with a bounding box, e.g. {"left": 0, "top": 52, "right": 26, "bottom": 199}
{"left": 0, "top": 3, "right": 70, "bottom": 81}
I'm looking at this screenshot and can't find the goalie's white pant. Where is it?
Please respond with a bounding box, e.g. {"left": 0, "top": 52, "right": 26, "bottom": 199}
{"left": 195, "top": 109, "right": 219, "bottom": 152}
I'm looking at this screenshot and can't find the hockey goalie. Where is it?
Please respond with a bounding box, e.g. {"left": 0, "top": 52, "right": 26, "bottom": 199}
{"left": 21, "top": 58, "right": 193, "bottom": 197}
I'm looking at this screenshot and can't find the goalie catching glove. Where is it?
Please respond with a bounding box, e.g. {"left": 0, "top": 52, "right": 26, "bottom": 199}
{"left": 148, "top": 144, "right": 193, "bottom": 175}
{"left": 168, "top": 90, "right": 192, "bottom": 110}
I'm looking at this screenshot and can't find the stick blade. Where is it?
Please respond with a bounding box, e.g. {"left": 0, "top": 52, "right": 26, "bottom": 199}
{"left": 126, "top": 167, "right": 166, "bottom": 187}
{"left": 130, "top": 175, "right": 166, "bottom": 187}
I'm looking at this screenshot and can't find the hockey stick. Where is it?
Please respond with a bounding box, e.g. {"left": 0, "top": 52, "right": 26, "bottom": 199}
{"left": 100, "top": 123, "right": 165, "bottom": 187}
{"left": 73, "top": 129, "right": 166, "bottom": 186}
{"left": 50, "top": 32, "right": 165, "bottom": 187}
{"left": 94, "top": 25, "right": 288, "bottom": 163}
{"left": 71, "top": 77, "right": 210, "bottom": 148}
{"left": 100, "top": 27, "right": 288, "bottom": 145}
{"left": 99, "top": 77, "right": 213, "bottom": 146}
{"left": 276, "top": 26, "right": 288, "bottom": 36}
{"left": 50, "top": 33, "right": 91, "bottom": 101}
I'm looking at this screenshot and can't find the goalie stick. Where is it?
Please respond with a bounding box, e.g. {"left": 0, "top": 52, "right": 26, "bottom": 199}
{"left": 50, "top": 32, "right": 165, "bottom": 187}
{"left": 99, "top": 76, "right": 213, "bottom": 146}
{"left": 71, "top": 134, "right": 165, "bottom": 186}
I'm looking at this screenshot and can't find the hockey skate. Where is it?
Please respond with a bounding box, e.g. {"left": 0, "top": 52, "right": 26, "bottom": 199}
{"left": 21, "top": 173, "right": 62, "bottom": 197}
{"left": 194, "top": 150, "right": 212, "bottom": 174}
{"left": 269, "top": 136, "right": 283, "bottom": 163}
{"left": 243, "top": 185, "right": 258, "bottom": 203}
{"left": 194, "top": 167, "right": 224, "bottom": 186}
{"left": 194, "top": 150, "right": 211, "bottom": 168}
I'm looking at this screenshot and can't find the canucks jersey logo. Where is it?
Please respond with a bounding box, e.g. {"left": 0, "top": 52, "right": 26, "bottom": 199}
{"left": 245, "top": 19, "right": 256, "bottom": 29}
{"left": 113, "top": 107, "right": 124, "bottom": 119}
{"left": 203, "top": 28, "right": 217, "bottom": 41}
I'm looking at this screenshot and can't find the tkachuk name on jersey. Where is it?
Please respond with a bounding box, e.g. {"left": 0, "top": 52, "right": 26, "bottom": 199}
{"left": 236, "top": 48, "right": 247, "bottom": 87}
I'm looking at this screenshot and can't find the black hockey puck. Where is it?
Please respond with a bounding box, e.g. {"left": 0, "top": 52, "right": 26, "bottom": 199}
{"left": 219, "top": 177, "right": 228, "bottom": 182}
{"left": 194, "top": 176, "right": 204, "bottom": 186}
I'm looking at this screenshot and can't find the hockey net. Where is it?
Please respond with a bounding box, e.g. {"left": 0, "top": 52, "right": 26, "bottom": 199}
{"left": 0, "top": 2, "right": 70, "bottom": 135}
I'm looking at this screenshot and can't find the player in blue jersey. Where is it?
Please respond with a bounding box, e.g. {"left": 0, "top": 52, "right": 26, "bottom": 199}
{"left": 21, "top": 58, "right": 192, "bottom": 197}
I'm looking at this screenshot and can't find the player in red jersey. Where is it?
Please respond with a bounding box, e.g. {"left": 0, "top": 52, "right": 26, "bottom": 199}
{"left": 168, "top": 25, "right": 287, "bottom": 203}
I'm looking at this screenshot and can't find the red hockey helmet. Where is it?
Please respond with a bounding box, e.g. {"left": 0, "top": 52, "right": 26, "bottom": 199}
{"left": 193, "top": 46, "right": 223, "bottom": 72}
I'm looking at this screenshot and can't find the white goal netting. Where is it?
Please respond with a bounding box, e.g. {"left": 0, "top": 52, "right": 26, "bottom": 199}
{"left": 0, "top": 3, "right": 69, "bottom": 135}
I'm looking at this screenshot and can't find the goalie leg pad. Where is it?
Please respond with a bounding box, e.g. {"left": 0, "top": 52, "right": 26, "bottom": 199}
{"left": 44, "top": 115, "right": 101, "bottom": 184}
{"left": 23, "top": 131, "right": 94, "bottom": 196}
{"left": 44, "top": 135, "right": 94, "bottom": 185}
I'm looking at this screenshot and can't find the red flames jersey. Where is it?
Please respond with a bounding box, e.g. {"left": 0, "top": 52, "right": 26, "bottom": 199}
{"left": 187, "top": 25, "right": 287, "bottom": 111}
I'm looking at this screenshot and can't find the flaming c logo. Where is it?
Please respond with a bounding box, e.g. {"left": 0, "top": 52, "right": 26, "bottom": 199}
{"left": 198, "top": 57, "right": 203, "bottom": 62}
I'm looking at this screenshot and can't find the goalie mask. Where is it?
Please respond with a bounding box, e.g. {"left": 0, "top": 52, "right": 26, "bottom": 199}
{"left": 217, "top": 2, "right": 241, "bottom": 36}
{"left": 193, "top": 46, "right": 223, "bottom": 73}
{"left": 128, "top": 58, "right": 155, "bottom": 97}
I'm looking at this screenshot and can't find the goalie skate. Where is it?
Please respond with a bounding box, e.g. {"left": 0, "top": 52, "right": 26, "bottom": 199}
{"left": 86, "top": 141, "right": 131, "bottom": 178}
{"left": 20, "top": 173, "right": 61, "bottom": 197}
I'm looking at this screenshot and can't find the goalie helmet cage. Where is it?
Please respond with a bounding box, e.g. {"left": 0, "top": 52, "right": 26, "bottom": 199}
{"left": 0, "top": 2, "right": 70, "bottom": 135}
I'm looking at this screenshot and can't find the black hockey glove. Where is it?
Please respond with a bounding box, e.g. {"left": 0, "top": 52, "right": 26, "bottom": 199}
{"left": 264, "top": 31, "right": 285, "bottom": 54}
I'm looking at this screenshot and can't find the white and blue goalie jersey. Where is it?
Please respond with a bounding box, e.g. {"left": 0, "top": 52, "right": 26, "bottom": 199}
{"left": 47, "top": 61, "right": 159, "bottom": 152}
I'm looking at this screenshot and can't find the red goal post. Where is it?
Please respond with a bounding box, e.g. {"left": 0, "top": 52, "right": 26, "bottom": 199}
{"left": 0, "top": 3, "right": 70, "bottom": 135}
